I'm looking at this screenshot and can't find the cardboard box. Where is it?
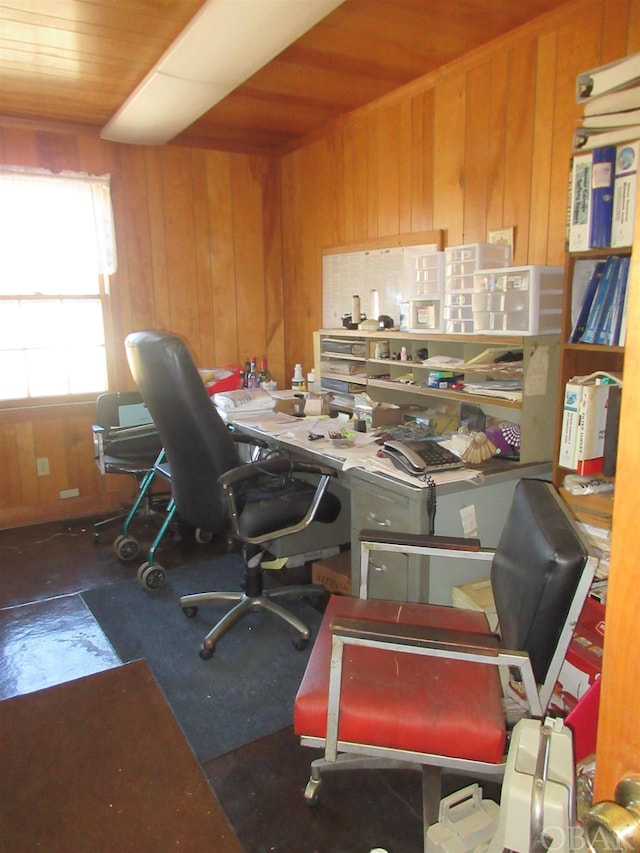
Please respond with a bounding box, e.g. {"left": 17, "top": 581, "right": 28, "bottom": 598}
{"left": 311, "top": 551, "right": 352, "bottom": 595}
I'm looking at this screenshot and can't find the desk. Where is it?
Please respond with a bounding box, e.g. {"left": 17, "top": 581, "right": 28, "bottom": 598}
{"left": 231, "top": 412, "right": 551, "bottom": 605}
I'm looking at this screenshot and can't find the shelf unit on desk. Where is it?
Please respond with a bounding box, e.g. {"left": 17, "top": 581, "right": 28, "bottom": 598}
{"left": 314, "top": 329, "right": 560, "bottom": 463}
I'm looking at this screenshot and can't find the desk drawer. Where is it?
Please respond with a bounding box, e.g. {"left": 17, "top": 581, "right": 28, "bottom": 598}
{"left": 352, "top": 484, "right": 415, "bottom": 600}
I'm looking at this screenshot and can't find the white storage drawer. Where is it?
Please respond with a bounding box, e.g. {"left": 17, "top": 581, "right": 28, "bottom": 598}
{"left": 472, "top": 265, "right": 563, "bottom": 335}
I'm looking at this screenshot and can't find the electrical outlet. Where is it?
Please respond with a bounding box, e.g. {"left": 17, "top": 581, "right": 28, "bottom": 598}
{"left": 36, "top": 457, "right": 50, "bottom": 476}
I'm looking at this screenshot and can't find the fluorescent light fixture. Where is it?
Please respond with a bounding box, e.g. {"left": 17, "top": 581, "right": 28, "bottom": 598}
{"left": 101, "top": 0, "right": 345, "bottom": 145}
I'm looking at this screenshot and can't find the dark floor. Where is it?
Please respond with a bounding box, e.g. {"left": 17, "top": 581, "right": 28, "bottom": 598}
{"left": 0, "top": 509, "right": 490, "bottom": 852}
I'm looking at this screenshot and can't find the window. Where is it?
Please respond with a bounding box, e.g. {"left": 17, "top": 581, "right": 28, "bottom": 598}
{"left": 0, "top": 167, "right": 117, "bottom": 403}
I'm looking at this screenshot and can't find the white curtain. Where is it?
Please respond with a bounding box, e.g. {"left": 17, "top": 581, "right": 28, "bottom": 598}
{"left": 0, "top": 166, "right": 118, "bottom": 292}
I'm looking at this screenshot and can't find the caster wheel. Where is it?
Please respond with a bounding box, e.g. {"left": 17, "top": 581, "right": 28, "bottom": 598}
{"left": 199, "top": 646, "right": 214, "bottom": 660}
{"left": 137, "top": 561, "right": 167, "bottom": 590}
{"left": 304, "top": 778, "right": 321, "bottom": 805}
{"left": 182, "top": 606, "right": 198, "bottom": 618}
{"left": 113, "top": 534, "right": 140, "bottom": 561}
{"left": 195, "top": 528, "right": 213, "bottom": 544}
{"left": 293, "top": 636, "right": 309, "bottom": 651}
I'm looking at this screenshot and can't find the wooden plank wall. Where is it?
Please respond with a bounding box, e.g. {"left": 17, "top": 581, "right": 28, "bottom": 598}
{"left": 0, "top": 129, "right": 283, "bottom": 527}
{"left": 280, "top": 0, "right": 640, "bottom": 378}
{"left": 0, "top": 0, "right": 638, "bottom": 537}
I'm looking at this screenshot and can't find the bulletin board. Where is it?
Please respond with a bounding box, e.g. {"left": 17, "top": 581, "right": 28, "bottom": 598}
{"left": 322, "top": 230, "right": 444, "bottom": 328}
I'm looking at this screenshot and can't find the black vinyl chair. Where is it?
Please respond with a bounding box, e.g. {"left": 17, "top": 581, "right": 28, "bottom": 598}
{"left": 125, "top": 330, "right": 342, "bottom": 658}
{"left": 92, "top": 391, "right": 166, "bottom": 552}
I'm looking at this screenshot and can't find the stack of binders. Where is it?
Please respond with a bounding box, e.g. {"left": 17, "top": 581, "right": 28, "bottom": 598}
{"left": 569, "top": 52, "right": 640, "bottom": 252}
{"left": 569, "top": 255, "right": 631, "bottom": 346}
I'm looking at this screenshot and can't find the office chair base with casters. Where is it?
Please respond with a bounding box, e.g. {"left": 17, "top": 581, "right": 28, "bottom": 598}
{"left": 180, "top": 543, "right": 327, "bottom": 657}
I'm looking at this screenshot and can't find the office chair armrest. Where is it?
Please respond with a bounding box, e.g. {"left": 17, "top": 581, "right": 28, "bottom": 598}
{"left": 218, "top": 457, "right": 336, "bottom": 489}
{"left": 331, "top": 616, "right": 500, "bottom": 656}
{"left": 358, "top": 532, "right": 494, "bottom": 598}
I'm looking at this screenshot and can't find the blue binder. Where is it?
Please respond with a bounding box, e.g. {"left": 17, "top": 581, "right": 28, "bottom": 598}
{"left": 580, "top": 256, "right": 621, "bottom": 343}
{"left": 589, "top": 145, "right": 616, "bottom": 248}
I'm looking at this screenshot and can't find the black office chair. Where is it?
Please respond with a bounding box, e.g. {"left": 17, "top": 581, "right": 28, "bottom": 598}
{"left": 125, "top": 330, "right": 342, "bottom": 658}
{"left": 92, "top": 391, "right": 166, "bottom": 555}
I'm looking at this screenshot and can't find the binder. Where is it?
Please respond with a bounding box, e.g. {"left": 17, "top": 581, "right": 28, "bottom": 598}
{"left": 573, "top": 125, "right": 640, "bottom": 152}
{"left": 577, "top": 52, "right": 640, "bottom": 101}
{"left": 569, "top": 259, "right": 606, "bottom": 343}
{"left": 583, "top": 85, "right": 640, "bottom": 117}
{"left": 607, "top": 255, "right": 630, "bottom": 345}
{"left": 581, "top": 108, "right": 640, "bottom": 129}
{"left": 576, "top": 382, "right": 612, "bottom": 476}
{"left": 589, "top": 145, "right": 616, "bottom": 247}
{"left": 558, "top": 380, "right": 583, "bottom": 470}
{"left": 580, "top": 255, "right": 621, "bottom": 343}
{"left": 611, "top": 140, "right": 639, "bottom": 248}
{"left": 568, "top": 152, "right": 592, "bottom": 251}
{"left": 602, "top": 384, "right": 622, "bottom": 476}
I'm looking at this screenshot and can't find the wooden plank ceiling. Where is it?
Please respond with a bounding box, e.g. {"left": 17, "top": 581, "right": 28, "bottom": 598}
{"left": 0, "top": 0, "right": 571, "bottom": 156}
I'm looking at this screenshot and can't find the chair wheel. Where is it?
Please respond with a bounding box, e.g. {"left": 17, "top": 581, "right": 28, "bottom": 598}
{"left": 113, "top": 534, "right": 140, "bottom": 561}
{"left": 293, "top": 636, "right": 309, "bottom": 651}
{"left": 304, "top": 777, "right": 321, "bottom": 805}
{"left": 199, "top": 646, "right": 214, "bottom": 660}
{"left": 137, "top": 561, "right": 167, "bottom": 590}
{"left": 195, "top": 528, "right": 213, "bottom": 544}
{"left": 182, "top": 606, "right": 198, "bottom": 618}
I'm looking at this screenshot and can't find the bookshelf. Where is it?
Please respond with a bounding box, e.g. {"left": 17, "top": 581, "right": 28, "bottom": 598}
{"left": 552, "top": 246, "right": 630, "bottom": 494}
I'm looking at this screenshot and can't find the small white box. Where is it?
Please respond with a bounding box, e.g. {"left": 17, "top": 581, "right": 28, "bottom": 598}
{"left": 426, "top": 784, "right": 500, "bottom": 853}
{"left": 408, "top": 297, "right": 443, "bottom": 332}
{"left": 472, "top": 265, "right": 564, "bottom": 335}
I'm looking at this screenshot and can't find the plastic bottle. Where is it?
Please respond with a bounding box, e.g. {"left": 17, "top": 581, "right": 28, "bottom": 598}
{"left": 307, "top": 368, "right": 316, "bottom": 392}
{"left": 291, "top": 363, "right": 306, "bottom": 391}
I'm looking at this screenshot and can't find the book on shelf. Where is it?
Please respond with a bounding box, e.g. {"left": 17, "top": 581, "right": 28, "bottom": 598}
{"left": 573, "top": 124, "right": 640, "bottom": 152}
{"left": 579, "top": 255, "right": 622, "bottom": 344}
{"left": 559, "top": 380, "right": 583, "bottom": 469}
{"left": 581, "top": 108, "right": 640, "bottom": 129}
{"left": 611, "top": 139, "right": 639, "bottom": 248}
{"left": 583, "top": 85, "right": 640, "bottom": 117}
{"left": 568, "top": 152, "right": 593, "bottom": 251}
{"left": 602, "top": 383, "right": 622, "bottom": 477}
{"left": 589, "top": 145, "right": 616, "bottom": 247}
{"left": 577, "top": 52, "right": 640, "bottom": 102}
{"left": 604, "top": 255, "right": 630, "bottom": 346}
{"left": 569, "top": 259, "right": 606, "bottom": 343}
{"left": 559, "top": 372, "right": 623, "bottom": 475}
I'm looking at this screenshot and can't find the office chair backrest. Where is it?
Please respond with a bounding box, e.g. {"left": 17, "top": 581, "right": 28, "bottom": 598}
{"left": 125, "top": 330, "right": 241, "bottom": 534}
{"left": 491, "top": 478, "right": 588, "bottom": 686}
{"left": 95, "top": 391, "right": 161, "bottom": 460}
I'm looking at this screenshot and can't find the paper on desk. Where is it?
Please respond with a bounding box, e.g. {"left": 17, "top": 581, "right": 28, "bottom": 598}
{"left": 347, "top": 454, "right": 484, "bottom": 487}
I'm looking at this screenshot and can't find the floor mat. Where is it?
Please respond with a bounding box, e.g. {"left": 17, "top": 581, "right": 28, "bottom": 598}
{"left": 82, "top": 556, "right": 323, "bottom": 763}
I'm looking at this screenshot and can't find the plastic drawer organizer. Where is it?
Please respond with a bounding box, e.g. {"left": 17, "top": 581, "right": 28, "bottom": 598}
{"left": 472, "top": 265, "right": 563, "bottom": 335}
{"left": 444, "top": 243, "right": 511, "bottom": 334}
